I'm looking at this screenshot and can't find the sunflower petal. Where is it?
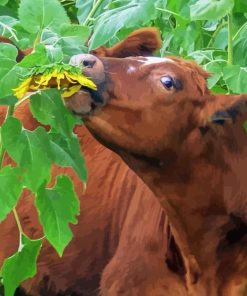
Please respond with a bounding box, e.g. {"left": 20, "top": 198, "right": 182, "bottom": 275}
{"left": 62, "top": 85, "right": 82, "bottom": 98}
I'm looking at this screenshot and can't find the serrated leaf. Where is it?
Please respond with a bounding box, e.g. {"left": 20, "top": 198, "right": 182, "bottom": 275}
{"left": 0, "top": 165, "right": 22, "bottom": 222}
{"left": 30, "top": 89, "right": 81, "bottom": 137}
{"left": 190, "top": 0, "right": 234, "bottom": 21}
{"left": 36, "top": 175, "right": 80, "bottom": 256}
{"left": 1, "top": 235, "right": 42, "bottom": 296}
{"left": 30, "top": 90, "right": 87, "bottom": 181}
{"left": 89, "top": 0, "right": 157, "bottom": 50}
{"left": 49, "top": 133, "right": 87, "bottom": 181}
{"left": 1, "top": 117, "right": 52, "bottom": 192}
{"left": 18, "top": 0, "right": 69, "bottom": 34}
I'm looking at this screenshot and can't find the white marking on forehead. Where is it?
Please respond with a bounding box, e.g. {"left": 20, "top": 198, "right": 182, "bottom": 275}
{"left": 127, "top": 66, "right": 136, "bottom": 74}
{"left": 137, "top": 57, "right": 174, "bottom": 65}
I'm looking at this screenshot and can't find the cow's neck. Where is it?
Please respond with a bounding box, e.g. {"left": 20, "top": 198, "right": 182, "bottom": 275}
{"left": 120, "top": 117, "right": 247, "bottom": 291}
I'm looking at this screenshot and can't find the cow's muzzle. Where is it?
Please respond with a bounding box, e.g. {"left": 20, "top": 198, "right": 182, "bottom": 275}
{"left": 66, "top": 54, "right": 106, "bottom": 115}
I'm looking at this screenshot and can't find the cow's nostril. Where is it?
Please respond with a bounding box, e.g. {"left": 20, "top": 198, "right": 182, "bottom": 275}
{"left": 82, "top": 60, "right": 96, "bottom": 68}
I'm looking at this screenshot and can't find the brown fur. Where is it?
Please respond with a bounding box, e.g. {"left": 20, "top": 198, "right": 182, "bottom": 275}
{"left": 69, "top": 46, "right": 247, "bottom": 295}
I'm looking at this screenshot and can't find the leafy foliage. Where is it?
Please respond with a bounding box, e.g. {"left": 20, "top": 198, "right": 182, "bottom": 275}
{"left": 1, "top": 235, "right": 42, "bottom": 296}
{"left": 36, "top": 175, "right": 80, "bottom": 256}
{"left": 0, "top": 0, "right": 247, "bottom": 295}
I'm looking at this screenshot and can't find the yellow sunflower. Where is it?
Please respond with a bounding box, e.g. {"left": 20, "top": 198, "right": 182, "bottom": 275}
{"left": 13, "top": 64, "right": 96, "bottom": 100}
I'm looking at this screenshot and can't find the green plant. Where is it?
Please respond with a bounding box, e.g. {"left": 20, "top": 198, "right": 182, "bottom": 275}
{"left": 0, "top": 0, "right": 246, "bottom": 295}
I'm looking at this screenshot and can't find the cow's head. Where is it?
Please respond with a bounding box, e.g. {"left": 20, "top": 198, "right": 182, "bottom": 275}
{"left": 67, "top": 28, "right": 247, "bottom": 165}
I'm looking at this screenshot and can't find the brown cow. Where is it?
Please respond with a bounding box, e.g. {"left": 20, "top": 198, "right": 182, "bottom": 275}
{"left": 68, "top": 50, "right": 247, "bottom": 295}
{"left": 0, "top": 29, "right": 175, "bottom": 296}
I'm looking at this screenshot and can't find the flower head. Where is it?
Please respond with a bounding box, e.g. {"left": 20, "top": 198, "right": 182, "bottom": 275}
{"left": 13, "top": 64, "right": 96, "bottom": 99}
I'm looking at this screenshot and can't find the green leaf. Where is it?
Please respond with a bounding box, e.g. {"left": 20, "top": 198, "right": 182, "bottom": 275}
{"left": 30, "top": 90, "right": 87, "bottom": 181}
{"left": 0, "top": 16, "right": 18, "bottom": 32}
{"left": 233, "top": 36, "right": 247, "bottom": 67}
{"left": 89, "top": 0, "right": 157, "bottom": 50}
{"left": 46, "top": 45, "right": 64, "bottom": 63}
{"left": 60, "top": 24, "right": 91, "bottom": 41}
{"left": 213, "top": 27, "right": 228, "bottom": 49}
{"left": 0, "top": 165, "right": 22, "bottom": 222}
{"left": 0, "top": 43, "right": 17, "bottom": 60}
{"left": 204, "top": 61, "right": 224, "bottom": 89}
{"left": 187, "top": 50, "right": 215, "bottom": 64}
{"left": 76, "top": 0, "right": 110, "bottom": 24}
{"left": 36, "top": 175, "right": 80, "bottom": 256}
{"left": 76, "top": 0, "right": 94, "bottom": 24}
{"left": 59, "top": 24, "right": 91, "bottom": 55}
{"left": 0, "top": 43, "right": 17, "bottom": 85}
{"left": 30, "top": 89, "right": 80, "bottom": 137}
{"left": 0, "top": 95, "right": 17, "bottom": 106}
{"left": 18, "top": 0, "right": 69, "bottom": 34}
{"left": 223, "top": 65, "right": 247, "bottom": 93}
{"left": 166, "top": 0, "right": 191, "bottom": 21}
{"left": 234, "top": 0, "right": 247, "bottom": 13}
{"left": 233, "top": 23, "right": 247, "bottom": 67}
{"left": 18, "top": 44, "right": 49, "bottom": 67}
{"left": 49, "top": 132, "right": 88, "bottom": 181}
{"left": 1, "top": 117, "right": 52, "bottom": 192}
{"left": 190, "top": 0, "right": 234, "bottom": 21}
{"left": 0, "top": 65, "right": 29, "bottom": 99}
{"left": 1, "top": 235, "right": 42, "bottom": 296}
{"left": 0, "top": 0, "right": 9, "bottom": 5}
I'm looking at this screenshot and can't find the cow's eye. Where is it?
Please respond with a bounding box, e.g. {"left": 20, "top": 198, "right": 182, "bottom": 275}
{"left": 160, "top": 76, "right": 174, "bottom": 90}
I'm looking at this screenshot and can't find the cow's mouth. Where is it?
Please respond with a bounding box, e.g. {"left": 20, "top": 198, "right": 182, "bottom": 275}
{"left": 66, "top": 85, "right": 105, "bottom": 116}
{"left": 66, "top": 52, "right": 107, "bottom": 116}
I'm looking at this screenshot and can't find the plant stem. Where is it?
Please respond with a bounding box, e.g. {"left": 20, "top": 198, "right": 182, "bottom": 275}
{"left": 83, "top": 0, "right": 105, "bottom": 26}
{"left": 227, "top": 13, "right": 233, "bottom": 65}
{"left": 13, "top": 208, "right": 24, "bottom": 250}
{"left": 33, "top": 30, "right": 42, "bottom": 48}
{"left": 13, "top": 208, "right": 23, "bottom": 235}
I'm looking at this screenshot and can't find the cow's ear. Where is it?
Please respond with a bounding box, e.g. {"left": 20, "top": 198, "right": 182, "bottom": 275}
{"left": 199, "top": 94, "right": 247, "bottom": 127}
{"left": 90, "top": 27, "right": 162, "bottom": 58}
